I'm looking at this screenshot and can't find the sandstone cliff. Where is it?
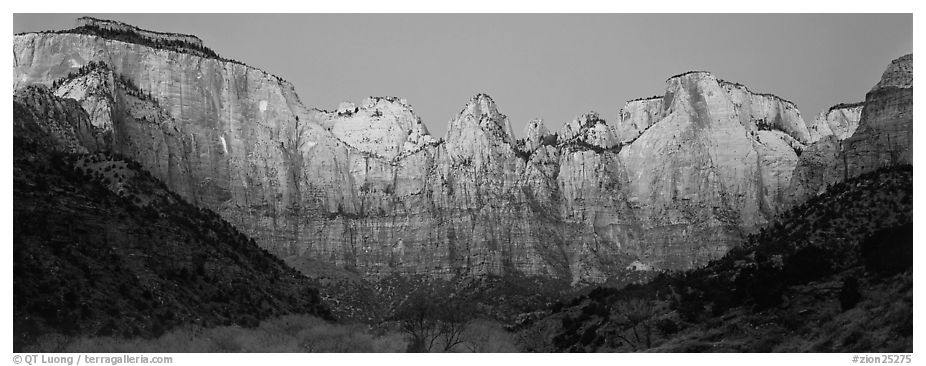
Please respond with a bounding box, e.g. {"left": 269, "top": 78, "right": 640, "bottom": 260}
{"left": 616, "top": 97, "right": 664, "bottom": 144}
{"left": 807, "top": 102, "right": 864, "bottom": 142}
{"left": 12, "top": 19, "right": 912, "bottom": 285}
{"left": 520, "top": 118, "right": 551, "bottom": 152}
{"left": 317, "top": 97, "right": 438, "bottom": 160}
{"left": 14, "top": 85, "right": 104, "bottom": 154}
{"left": 788, "top": 54, "right": 912, "bottom": 204}
{"left": 617, "top": 71, "right": 808, "bottom": 268}
{"left": 843, "top": 54, "right": 913, "bottom": 175}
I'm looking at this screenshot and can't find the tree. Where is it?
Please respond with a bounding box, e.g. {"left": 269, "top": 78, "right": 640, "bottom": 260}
{"left": 393, "top": 287, "right": 474, "bottom": 352}
{"left": 609, "top": 298, "right": 656, "bottom": 350}
{"left": 461, "top": 319, "right": 518, "bottom": 352}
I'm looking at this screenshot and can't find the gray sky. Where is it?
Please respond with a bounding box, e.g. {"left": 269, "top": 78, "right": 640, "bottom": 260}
{"left": 14, "top": 14, "right": 912, "bottom": 138}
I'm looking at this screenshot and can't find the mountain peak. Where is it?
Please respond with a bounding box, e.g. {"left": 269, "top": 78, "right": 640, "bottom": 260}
{"left": 872, "top": 54, "right": 912, "bottom": 91}
{"left": 525, "top": 118, "right": 547, "bottom": 136}
{"left": 446, "top": 93, "right": 515, "bottom": 146}
{"left": 559, "top": 112, "right": 618, "bottom": 150}
{"left": 522, "top": 118, "right": 550, "bottom": 152}
{"left": 461, "top": 93, "right": 503, "bottom": 121}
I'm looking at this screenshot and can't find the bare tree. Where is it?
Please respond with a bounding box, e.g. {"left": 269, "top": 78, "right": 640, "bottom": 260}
{"left": 394, "top": 288, "right": 473, "bottom": 352}
{"left": 396, "top": 294, "right": 442, "bottom": 352}
{"left": 610, "top": 298, "right": 656, "bottom": 350}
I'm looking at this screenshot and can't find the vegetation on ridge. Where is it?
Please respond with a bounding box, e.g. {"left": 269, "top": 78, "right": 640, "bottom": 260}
{"left": 718, "top": 79, "right": 799, "bottom": 108}
{"left": 826, "top": 101, "right": 866, "bottom": 114}
{"left": 75, "top": 16, "right": 202, "bottom": 41}
{"left": 625, "top": 95, "right": 663, "bottom": 103}
{"left": 666, "top": 70, "right": 713, "bottom": 81}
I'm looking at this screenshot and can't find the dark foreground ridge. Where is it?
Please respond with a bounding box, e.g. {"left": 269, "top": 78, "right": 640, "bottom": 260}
{"left": 13, "top": 93, "right": 331, "bottom": 351}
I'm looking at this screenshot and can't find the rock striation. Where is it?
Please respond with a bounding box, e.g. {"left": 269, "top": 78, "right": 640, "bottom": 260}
{"left": 12, "top": 19, "right": 913, "bottom": 285}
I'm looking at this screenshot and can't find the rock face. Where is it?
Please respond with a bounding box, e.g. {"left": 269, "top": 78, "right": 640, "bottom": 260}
{"left": 617, "top": 71, "right": 808, "bottom": 268}
{"left": 616, "top": 97, "right": 664, "bottom": 144}
{"left": 843, "top": 54, "right": 913, "bottom": 175}
{"left": 719, "top": 80, "right": 811, "bottom": 144}
{"left": 14, "top": 85, "right": 104, "bottom": 154}
{"left": 318, "top": 97, "right": 437, "bottom": 160}
{"left": 807, "top": 103, "right": 864, "bottom": 142}
{"left": 559, "top": 112, "right": 619, "bottom": 149}
{"left": 786, "top": 103, "right": 864, "bottom": 201}
{"left": 788, "top": 54, "right": 912, "bottom": 203}
{"left": 521, "top": 118, "right": 551, "bottom": 152}
{"left": 12, "top": 19, "right": 912, "bottom": 285}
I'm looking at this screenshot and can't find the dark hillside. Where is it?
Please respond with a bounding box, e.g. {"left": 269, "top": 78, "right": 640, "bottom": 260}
{"left": 13, "top": 104, "right": 330, "bottom": 351}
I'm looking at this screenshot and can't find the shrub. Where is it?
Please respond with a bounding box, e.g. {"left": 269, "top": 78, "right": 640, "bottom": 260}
{"left": 839, "top": 277, "right": 862, "bottom": 311}
{"left": 655, "top": 318, "right": 679, "bottom": 336}
{"left": 460, "top": 319, "right": 519, "bottom": 352}
{"left": 860, "top": 223, "right": 912, "bottom": 276}
{"left": 783, "top": 245, "right": 833, "bottom": 284}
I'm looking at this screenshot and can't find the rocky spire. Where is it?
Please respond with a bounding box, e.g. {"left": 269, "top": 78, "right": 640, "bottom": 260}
{"left": 872, "top": 53, "right": 912, "bottom": 90}
{"left": 446, "top": 93, "right": 515, "bottom": 146}
{"left": 443, "top": 93, "right": 519, "bottom": 162}
{"left": 559, "top": 112, "right": 618, "bottom": 150}
{"left": 523, "top": 118, "right": 549, "bottom": 152}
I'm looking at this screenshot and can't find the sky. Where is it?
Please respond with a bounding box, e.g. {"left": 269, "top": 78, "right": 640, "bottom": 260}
{"left": 13, "top": 14, "right": 912, "bottom": 138}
